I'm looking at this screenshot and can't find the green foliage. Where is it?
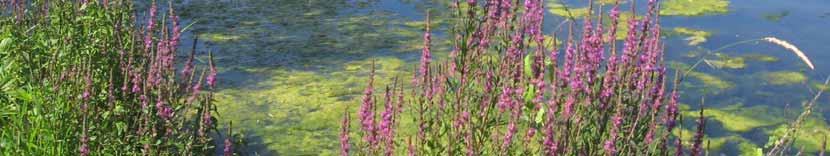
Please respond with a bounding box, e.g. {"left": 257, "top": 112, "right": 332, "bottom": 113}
{"left": 0, "top": 1, "right": 223, "bottom": 155}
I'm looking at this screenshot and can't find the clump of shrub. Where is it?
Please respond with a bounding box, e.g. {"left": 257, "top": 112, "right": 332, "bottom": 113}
{"left": 0, "top": 1, "right": 231, "bottom": 155}
{"left": 342, "top": 0, "right": 707, "bottom": 155}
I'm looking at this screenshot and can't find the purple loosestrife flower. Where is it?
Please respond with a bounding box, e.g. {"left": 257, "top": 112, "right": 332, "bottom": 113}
{"left": 600, "top": 61, "right": 617, "bottom": 109}
{"left": 207, "top": 57, "right": 217, "bottom": 88}
{"left": 620, "top": 19, "right": 640, "bottom": 67}
{"left": 189, "top": 83, "right": 202, "bottom": 104}
{"left": 665, "top": 90, "right": 679, "bottom": 132}
{"left": 107, "top": 77, "right": 115, "bottom": 105}
{"left": 168, "top": 5, "right": 181, "bottom": 54}
{"left": 523, "top": 0, "right": 543, "bottom": 43}
{"left": 650, "top": 67, "right": 667, "bottom": 114}
{"left": 691, "top": 108, "right": 706, "bottom": 156}
{"left": 455, "top": 111, "right": 471, "bottom": 134}
{"left": 560, "top": 39, "right": 575, "bottom": 88}
{"left": 202, "top": 110, "right": 212, "bottom": 128}
{"left": 341, "top": 111, "right": 351, "bottom": 156}
{"left": 199, "top": 109, "right": 212, "bottom": 137}
{"left": 506, "top": 33, "right": 524, "bottom": 72}
{"left": 525, "top": 128, "right": 537, "bottom": 144}
{"left": 484, "top": 70, "right": 495, "bottom": 93}
{"left": 604, "top": 111, "right": 623, "bottom": 156}
{"left": 465, "top": 128, "right": 475, "bottom": 156}
{"left": 497, "top": 87, "right": 512, "bottom": 113}
{"left": 449, "top": 47, "right": 459, "bottom": 75}
{"left": 543, "top": 124, "right": 555, "bottom": 155}
{"left": 379, "top": 87, "right": 395, "bottom": 156}
{"left": 139, "top": 95, "right": 149, "bottom": 109}
{"left": 359, "top": 66, "right": 378, "bottom": 147}
{"left": 224, "top": 137, "right": 233, "bottom": 156}
{"left": 144, "top": 1, "right": 157, "bottom": 52}
{"left": 607, "top": 3, "right": 621, "bottom": 43}
{"left": 182, "top": 50, "right": 195, "bottom": 80}
{"left": 563, "top": 93, "right": 576, "bottom": 118}
{"left": 79, "top": 132, "right": 89, "bottom": 156}
{"left": 600, "top": 15, "right": 621, "bottom": 106}
{"left": 503, "top": 120, "right": 516, "bottom": 150}
{"left": 81, "top": 73, "right": 92, "bottom": 111}
{"left": 505, "top": 83, "right": 523, "bottom": 149}
{"left": 581, "top": 17, "right": 604, "bottom": 85}
{"left": 644, "top": 123, "right": 657, "bottom": 145}
{"left": 532, "top": 78, "right": 545, "bottom": 105}
{"left": 153, "top": 41, "right": 168, "bottom": 85}
{"left": 131, "top": 70, "right": 142, "bottom": 93}
{"left": 497, "top": 0, "right": 512, "bottom": 28}
{"left": 433, "top": 71, "right": 448, "bottom": 109}
{"left": 156, "top": 97, "right": 172, "bottom": 120}
{"left": 416, "top": 14, "right": 432, "bottom": 85}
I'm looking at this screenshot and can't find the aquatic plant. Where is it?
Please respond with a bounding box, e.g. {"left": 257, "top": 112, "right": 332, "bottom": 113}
{"left": 659, "top": 0, "right": 729, "bottom": 16}
{"left": 0, "top": 0, "right": 227, "bottom": 155}
{"left": 343, "top": 0, "right": 704, "bottom": 155}
{"left": 670, "top": 27, "right": 712, "bottom": 46}
{"left": 762, "top": 71, "right": 807, "bottom": 85}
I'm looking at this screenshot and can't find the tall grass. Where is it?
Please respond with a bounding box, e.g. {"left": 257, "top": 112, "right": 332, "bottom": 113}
{"left": 0, "top": 0, "right": 230, "bottom": 155}
{"left": 342, "top": 0, "right": 705, "bottom": 155}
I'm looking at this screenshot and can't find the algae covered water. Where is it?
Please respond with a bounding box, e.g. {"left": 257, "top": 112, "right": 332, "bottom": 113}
{"left": 172, "top": 0, "right": 830, "bottom": 155}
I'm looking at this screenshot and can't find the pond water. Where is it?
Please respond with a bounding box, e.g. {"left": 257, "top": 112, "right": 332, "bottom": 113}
{"left": 171, "top": 0, "right": 830, "bottom": 155}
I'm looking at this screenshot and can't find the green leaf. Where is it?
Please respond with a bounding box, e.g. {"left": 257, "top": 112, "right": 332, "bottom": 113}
{"left": 0, "top": 38, "right": 11, "bottom": 53}
{"left": 9, "top": 89, "right": 33, "bottom": 103}
{"left": 524, "top": 54, "right": 534, "bottom": 77}
{"left": 535, "top": 107, "right": 546, "bottom": 124}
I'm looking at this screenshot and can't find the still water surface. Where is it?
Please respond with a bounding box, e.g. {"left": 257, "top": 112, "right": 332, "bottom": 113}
{"left": 172, "top": 0, "right": 830, "bottom": 155}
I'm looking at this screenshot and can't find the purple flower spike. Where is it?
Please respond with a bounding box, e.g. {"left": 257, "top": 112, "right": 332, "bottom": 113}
{"left": 341, "top": 111, "right": 351, "bottom": 156}
{"left": 503, "top": 121, "right": 516, "bottom": 149}
{"left": 207, "top": 55, "right": 217, "bottom": 88}
{"left": 223, "top": 137, "right": 233, "bottom": 156}
{"left": 358, "top": 65, "right": 378, "bottom": 147}
{"left": 497, "top": 87, "right": 512, "bottom": 113}
{"left": 604, "top": 111, "right": 623, "bottom": 156}
{"left": 156, "top": 98, "right": 172, "bottom": 120}
{"left": 144, "top": 1, "right": 157, "bottom": 52}
{"left": 82, "top": 74, "right": 92, "bottom": 101}
{"left": 79, "top": 133, "right": 89, "bottom": 156}
{"left": 379, "top": 87, "right": 395, "bottom": 155}
{"left": 416, "top": 13, "right": 432, "bottom": 85}
{"left": 202, "top": 110, "right": 212, "bottom": 128}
